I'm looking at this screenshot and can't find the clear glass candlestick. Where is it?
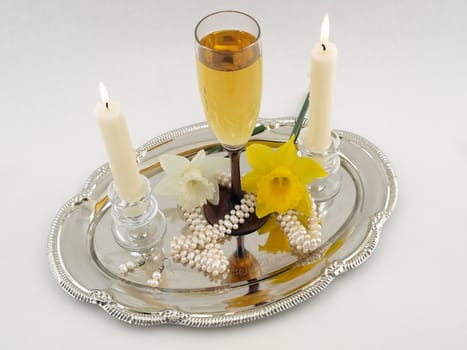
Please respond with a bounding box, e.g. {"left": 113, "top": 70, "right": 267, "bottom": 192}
{"left": 107, "top": 175, "right": 166, "bottom": 254}
{"left": 297, "top": 131, "right": 342, "bottom": 202}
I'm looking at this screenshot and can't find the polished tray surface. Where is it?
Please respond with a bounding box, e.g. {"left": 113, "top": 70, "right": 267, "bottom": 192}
{"left": 48, "top": 118, "right": 397, "bottom": 327}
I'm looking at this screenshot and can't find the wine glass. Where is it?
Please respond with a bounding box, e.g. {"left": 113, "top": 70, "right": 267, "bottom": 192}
{"left": 195, "top": 10, "right": 267, "bottom": 237}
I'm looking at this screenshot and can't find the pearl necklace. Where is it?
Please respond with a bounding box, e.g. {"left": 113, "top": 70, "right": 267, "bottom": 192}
{"left": 276, "top": 205, "right": 322, "bottom": 254}
{"left": 171, "top": 175, "right": 258, "bottom": 280}
{"left": 118, "top": 256, "right": 164, "bottom": 287}
{"left": 170, "top": 174, "right": 323, "bottom": 280}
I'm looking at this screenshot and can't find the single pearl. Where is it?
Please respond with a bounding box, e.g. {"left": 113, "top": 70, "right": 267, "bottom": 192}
{"left": 148, "top": 279, "right": 159, "bottom": 288}
{"left": 119, "top": 264, "right": 128, "bottom": 274}
{"left": 224, "top": 220, "right": 233, "bottom": 229}
{"left": 126, "top": 261, "right": 136, "bottom": 270}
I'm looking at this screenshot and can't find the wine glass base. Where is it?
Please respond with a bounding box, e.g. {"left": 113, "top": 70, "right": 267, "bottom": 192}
{"left": 228, "top": 246, "right": 262, "bottom": 283}
{"left": 204, "top": 186, "right": 268, "bottom": 236}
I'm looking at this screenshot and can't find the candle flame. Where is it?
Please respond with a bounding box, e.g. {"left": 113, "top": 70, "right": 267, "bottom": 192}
{"left": 99, "top": 81, "right": 109, "bottom": 103}
{"left": 320, "top": 14, "right": 330, "bottom": 46}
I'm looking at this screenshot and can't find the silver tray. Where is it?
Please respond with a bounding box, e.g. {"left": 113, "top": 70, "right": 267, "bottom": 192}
{"left": 48, "top": 118, "right": 397, "bottom": 327}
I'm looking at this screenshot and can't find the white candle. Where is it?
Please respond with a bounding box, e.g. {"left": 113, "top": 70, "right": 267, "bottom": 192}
{"left": 96, "top": 82, "right": 145, "bottom": 202}
{"left": 302, "top": 14, "right": 338, "bottom": 153}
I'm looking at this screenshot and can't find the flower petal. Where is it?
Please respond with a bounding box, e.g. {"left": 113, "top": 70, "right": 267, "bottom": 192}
{"left": 177, "top": 194, "right": 203, "bottom": 211}
{"left": 190, "top": 149, "right": 206, "bottom": 166}
{"left": 241, "top": 171, "right": 263, "bottom": 193}
{"left": 208, "top": 183, "right": 220, "bottom": 205}
{"left": 292, "top": 157, "right": 328, "bottom": 185}
{"left": 177, "top": 168, "right": 216, "bottom": 210}
{"left": 255, "top": 196, "right": 274, "bottom": 218}
{"left": 259, "top": 222, "right": 291, "bottom": 254}
{"left": 296, "top": 190, "right": 312, "bottom": 216}
{"left": 202, "top": 156, "right": 230, "bottom": 179}
{"left": 275, "top": 138, "right": 298, "bottom": 168}
{"left": 153, "top": 175, "right": 180, "bottom": 196}
{"left": 245, "top": 143, "right": 276, "bottom": 173}
{"left": 160, "top": 154, "right": 189, "bottom": 175}
{"left": 177, "top": 180, "right": 213, "bottom": 210}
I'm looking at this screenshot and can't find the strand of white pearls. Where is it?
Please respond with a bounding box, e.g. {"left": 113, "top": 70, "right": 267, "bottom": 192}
{"left": 147, "top": 268, "right": 163, "bottom": 288}
{"left": 119, "top": 257, "right": 164, "bottom": 288}
{"left": 276, "top": 203, "right": 322, "bottom": 254}
{"left": 119, "top": 260, "right": 139, "bottom": 274}
{"left": 170, "top": 174, "right": 257, "bottom": 279}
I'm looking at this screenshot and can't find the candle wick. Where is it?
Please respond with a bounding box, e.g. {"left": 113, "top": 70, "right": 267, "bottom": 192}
{"left": 321, "top": 43, "right": 326, "bottom": 51}
{"left": 105, "top": 102, "right": 109, "bottom": 110}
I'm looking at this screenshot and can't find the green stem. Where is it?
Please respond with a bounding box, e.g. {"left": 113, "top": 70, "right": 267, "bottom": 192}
{"left": 291, "top": 93, "right": 309, "bottom": 143}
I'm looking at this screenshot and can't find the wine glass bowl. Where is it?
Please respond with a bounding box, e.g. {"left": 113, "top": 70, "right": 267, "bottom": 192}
{"left": 195, "top": 10, "right": 262, "bottom": 151}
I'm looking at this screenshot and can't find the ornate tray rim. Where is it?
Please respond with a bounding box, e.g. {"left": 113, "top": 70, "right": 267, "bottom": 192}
{"left": 47, "top": 118, "right": 398, "bottom": 327}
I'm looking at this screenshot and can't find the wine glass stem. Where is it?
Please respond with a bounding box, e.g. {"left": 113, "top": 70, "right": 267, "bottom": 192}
{"left": 236, "top": 236, "right": 246, "bottom": 258}
{"left": 229, "top": 149, "right": 243, "bottom": 203}
{"left": 229, "top": 150, "right": 248, "bottom": 258}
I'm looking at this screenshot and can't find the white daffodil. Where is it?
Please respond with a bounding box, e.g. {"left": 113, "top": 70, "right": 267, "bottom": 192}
{"left": 154, "top": 150, "right": 229, "bottom": 210}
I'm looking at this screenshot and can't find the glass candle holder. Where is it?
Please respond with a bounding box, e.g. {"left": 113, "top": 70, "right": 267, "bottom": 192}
{"left": 297, "top": 131, "right": 342, "bottom": 202}
{"left": 107, "top": 175, "right": 166, "bottom": 254}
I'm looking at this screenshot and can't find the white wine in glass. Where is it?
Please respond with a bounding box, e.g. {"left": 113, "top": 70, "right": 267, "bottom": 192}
{"left": 196, "top": 29, "right": 262, "bottom": 149}
{"left": 195, "top": 11, "right": 267, "bottom": 237}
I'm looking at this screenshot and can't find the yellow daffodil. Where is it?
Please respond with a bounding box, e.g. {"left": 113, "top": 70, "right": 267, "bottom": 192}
{"left": 242, "top": 138, "right": 327, "bottom": 218}
{"left": 258, "top": 217, "right": 291, "bottom": 254}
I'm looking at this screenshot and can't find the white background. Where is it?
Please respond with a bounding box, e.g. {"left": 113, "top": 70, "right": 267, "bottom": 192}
{"left": 1, "top": 0, "right": 466, "bottom": 349}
